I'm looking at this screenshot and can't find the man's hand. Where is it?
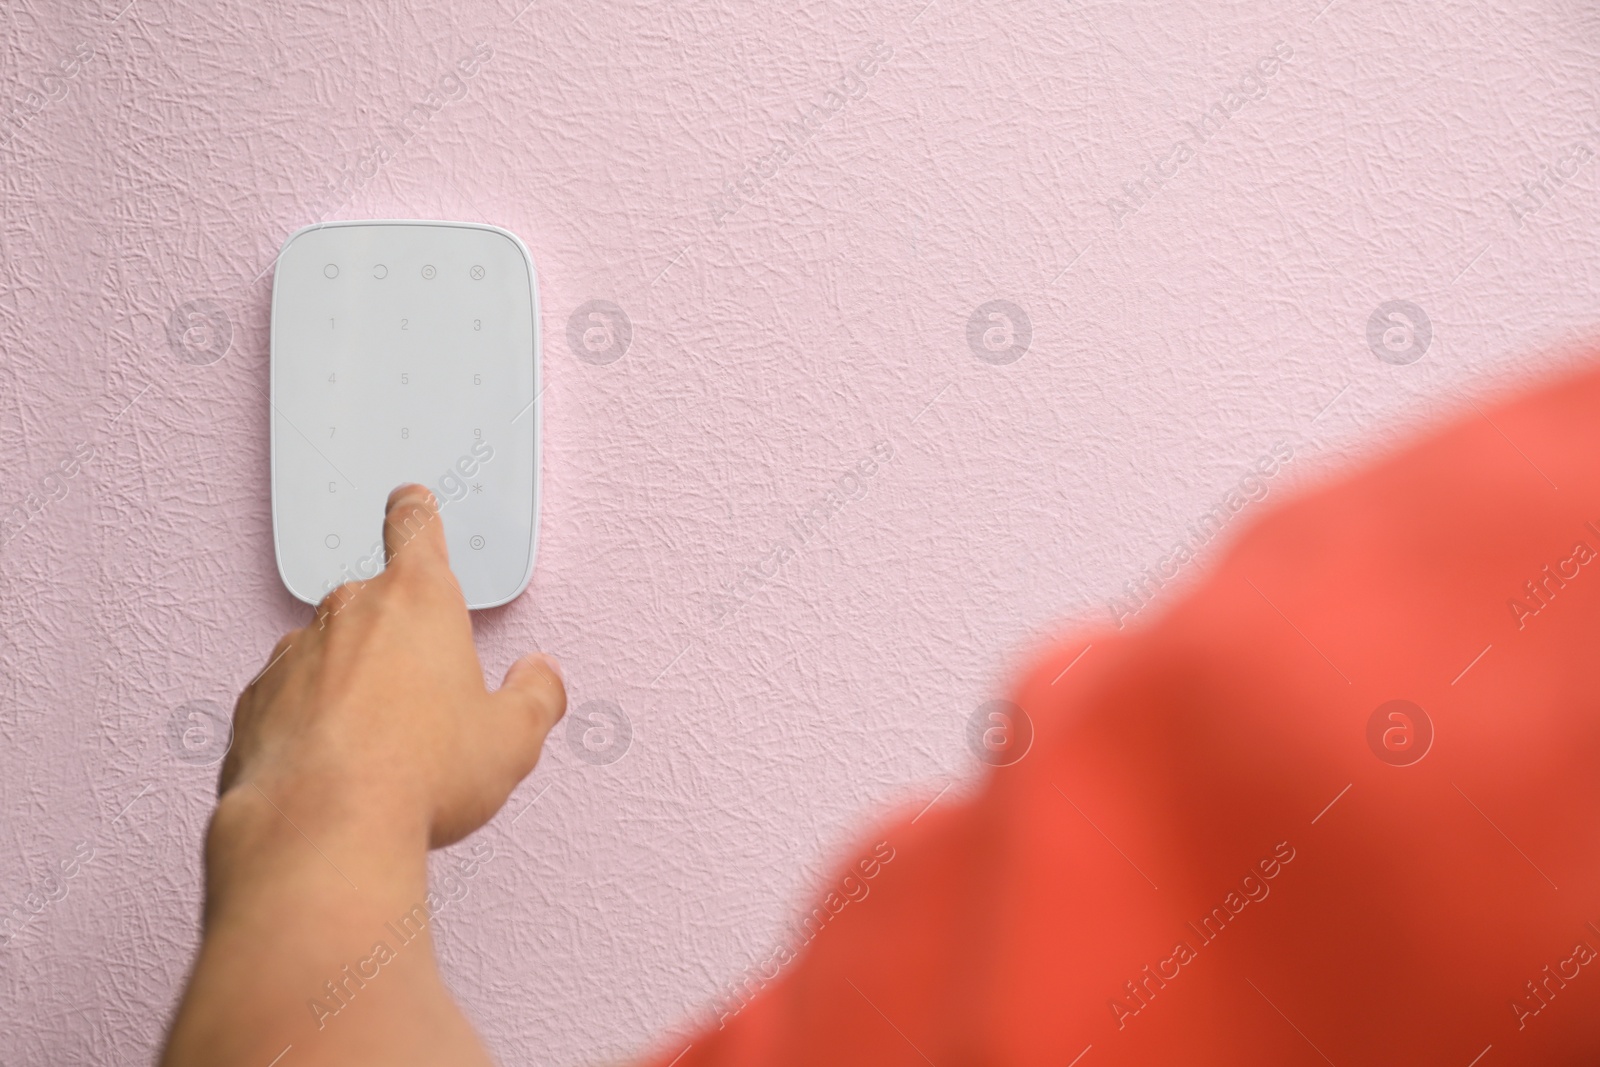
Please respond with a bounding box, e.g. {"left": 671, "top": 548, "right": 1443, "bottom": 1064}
{"left": 161, "top": 485, "right": 565, "bottom": 1067}
{"left": 220, "top": 483, "right": 565, "bottom": 847}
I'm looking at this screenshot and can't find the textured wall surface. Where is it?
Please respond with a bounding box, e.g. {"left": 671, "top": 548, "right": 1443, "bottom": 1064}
{"left": 2, "top": 0, "right": 1599, "bottom": 1062}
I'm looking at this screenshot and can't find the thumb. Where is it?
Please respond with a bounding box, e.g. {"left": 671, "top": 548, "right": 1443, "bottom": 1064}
{"left": 487, "top": 653, "right": 567, "bottom": 772}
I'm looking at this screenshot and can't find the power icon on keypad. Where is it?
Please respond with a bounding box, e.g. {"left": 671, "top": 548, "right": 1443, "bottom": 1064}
{"left": 421, "top": 264, "right": 437, "bottom": 280}
{"left": 469, "top": 535, "right": 486, "bottom": 550}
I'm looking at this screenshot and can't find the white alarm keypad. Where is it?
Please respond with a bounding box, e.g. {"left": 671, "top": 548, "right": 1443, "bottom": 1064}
{"left": 270, "top": 221, "right": 540, "bottom": 609}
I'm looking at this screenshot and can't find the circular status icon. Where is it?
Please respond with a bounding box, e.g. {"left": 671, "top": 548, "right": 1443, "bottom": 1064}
{"left": 421, "top": 264, "right": 437, "bottom": 280}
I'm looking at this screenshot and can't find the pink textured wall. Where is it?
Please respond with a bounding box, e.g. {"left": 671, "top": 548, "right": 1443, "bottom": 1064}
{"left": 3, "top": 0, "right": 1599, "bottom": 1061}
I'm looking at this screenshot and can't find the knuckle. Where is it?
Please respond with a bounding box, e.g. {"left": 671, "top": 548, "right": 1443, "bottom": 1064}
{"left": 315, "top": 580, "right": 366, "bottom": 623}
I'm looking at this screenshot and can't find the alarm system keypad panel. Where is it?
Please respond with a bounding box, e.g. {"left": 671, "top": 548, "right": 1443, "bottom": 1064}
{"left": 271, "top": 222, "right": 539, "bottom": 608}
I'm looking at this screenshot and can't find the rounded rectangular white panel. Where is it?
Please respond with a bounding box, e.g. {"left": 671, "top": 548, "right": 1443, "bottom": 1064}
{"left": 270, "top": 220, "right": 540, "bottom": 609}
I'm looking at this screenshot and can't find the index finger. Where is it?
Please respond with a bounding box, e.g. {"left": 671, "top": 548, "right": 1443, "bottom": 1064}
{"left": 383, "top": 483, "right": 449, "bottom": 573}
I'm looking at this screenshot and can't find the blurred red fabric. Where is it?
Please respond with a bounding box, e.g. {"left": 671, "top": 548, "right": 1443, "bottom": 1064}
{"left": 646, "top": 358, "right": 1600, "bottom": 1066}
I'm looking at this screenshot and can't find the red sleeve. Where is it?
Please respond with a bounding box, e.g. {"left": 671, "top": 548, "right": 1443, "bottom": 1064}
{"left": 641, "top": 354, "right": 1600, "bottom": 1067}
